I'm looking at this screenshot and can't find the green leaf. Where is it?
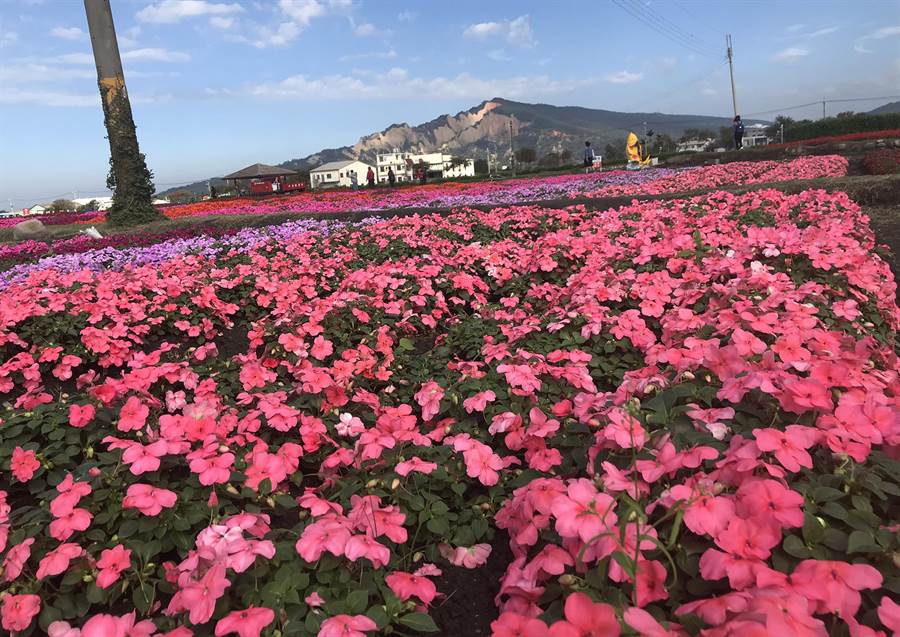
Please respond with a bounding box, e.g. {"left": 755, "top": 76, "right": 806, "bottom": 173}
{"left": 132, "top": 584, "right": 155, "bottom": 614}
{"left": 812, "top": 486, "right": 845, "bottom": 503}
{"left": 366, "top": 605, "right": 390, "bottom": 629}
{"left": 802, "top": 512, "right": 825, "bottom": 545}
{"left": 399, "top": 612, "right": 439, "bottom": 633}
{"left": 783, "top": 534, "right": 811, "bottom": 558}
{"left": 610, "top": 551, "right": 637, "bottom": 579}
{"left": 346, "top": 589, "right": 369, "bottom": 615}
{"left": 847, "top": 530, "right": 881, "bottom": 554}
{"left": 398, "top": 338, "right": 414, "bottom": 350}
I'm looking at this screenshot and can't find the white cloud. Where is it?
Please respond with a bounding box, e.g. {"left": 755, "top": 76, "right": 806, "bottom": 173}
{"left": 463, "top": 15, "right": 535, "bottom": 47}
{"left": 137, "top": 0, "right": 244, "bottom": 24}
{"left": 701, "top": 87, "right": 717, "bottom": 96}
{"left": 210, "top": 16, "right": 235, "bottom": 28}
{"left": 0, "top": 88, "right": 96, "bottom": 107}
{"left": 772, "top": 47, "right": 809, "bottom": 62}
{"left": 119, "top": 26, "right": 141, "bottom": 49}
{"left": 0, "top": 63, "right": 95, "bottom": 83}
{"left": 658, "top": 56, "right": 677, "bottom": 70}
{"left": 786, "top": 24, "right": 805, "bottom": 33}
{"left": 1, "top": 29, "right": 18, "bottom": 47}
{"left": 397, "top": 11, "right": 414, "bottom": 22}
{"left": 338, "top": 49, "right": 398, "bottom": 61}
{"left": 121, "top": 47, "right": 190, "bottom": 62}
{"left": 488, "top": 49, "right": 511, "bottom": 62}
{"left": 786, "top": 26, "right": 837, "bottom": 39}
{"left": 235, "top": 69, "right": 591, "bottom": 101}
{"left": 603, "top": 70, "right": 642, "bottom": 84}
{"left": 353, "top": 22, "right": 377, "bottom": 36}
{"left": 51, "top": 26, "right": 86, "bottom": 40}
{"left": 861, "top": 25, "right": 900, "bottom": 40}
{"left": 854, "top": 43, "right": 874, "bottom": 54}
{"left": 277, "top": 0, "right": 325, "bottom": 26}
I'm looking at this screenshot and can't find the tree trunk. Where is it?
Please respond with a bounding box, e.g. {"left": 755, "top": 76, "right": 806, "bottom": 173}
{"left": 84, "top": 0, "right": 160, "bottom": 226}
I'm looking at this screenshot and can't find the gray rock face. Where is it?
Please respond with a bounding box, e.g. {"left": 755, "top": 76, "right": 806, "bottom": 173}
{"left": 13, "top": 218, "right": 49, "bottom": 242}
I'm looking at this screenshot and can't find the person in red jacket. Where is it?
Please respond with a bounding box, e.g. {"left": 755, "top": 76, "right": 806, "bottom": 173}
{"left": 366, "top": 167, "right": 375, "bottom": 187}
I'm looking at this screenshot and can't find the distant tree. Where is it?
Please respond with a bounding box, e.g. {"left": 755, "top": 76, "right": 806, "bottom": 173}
{"left": 836, "top": 111, "right": 855, "bottom": 119}
{"left": 515, "top": 147, "right": 537, "bottom": 164}
{"left": 474, "top": 158, "right": 489, "bottom": 175}
{"left": 560, "top": 149, "right": 572, "bottom": 164}
{"left": 604, "top": 143, "right": 624, "bottom": 163}
{"left": 448, "top": 156, "right": 468, "bottom": 169}
{"left": 76, "top": 199, "right": 99, "bottom": 212}
{"left": 539, "top": 152, "right": 561, "bottom": 168}
{"left": 718, "top": 126, "right": 734, "bottom": 149}
{"left": 168, "top": 189, "right": 195, "bottom": 204}
{"left": 766, "top": 115, "right": 796, "bottom": 138}
{"left": 50, "top": 198, "right": 76, "bottom": 213}
{"left": 652, "top": 133, "right": 675, "bottom": 154}
{"left": 679, "top": 128, "right": 716, "bottom": 142}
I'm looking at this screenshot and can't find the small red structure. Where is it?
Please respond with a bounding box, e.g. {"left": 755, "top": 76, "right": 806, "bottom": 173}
{"left": 223, "top": 163, "right": 305, "bottom": 197}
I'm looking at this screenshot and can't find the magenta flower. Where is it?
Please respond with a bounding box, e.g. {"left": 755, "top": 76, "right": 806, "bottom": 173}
{"left": 122, "top": 483, "right": 177, "bottom": 516}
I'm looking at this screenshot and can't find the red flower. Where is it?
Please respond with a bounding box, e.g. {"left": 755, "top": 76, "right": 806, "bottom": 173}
{"left": 386, "top": 570, "right": 438, "bottom": 605}
{"left": 547, "top": 592, "right": 620, "bottom": 637}
{"left": 214, "top": 607, "right": 275, "bottom": 637}
{"left": 68, "top": 403, "right": 96, "bottom": 428}
{"left": 10, "top": 447, "right": 39, "bottom": 482}
{"left": 1, "top": 593, "right": 41, "bottom": 632}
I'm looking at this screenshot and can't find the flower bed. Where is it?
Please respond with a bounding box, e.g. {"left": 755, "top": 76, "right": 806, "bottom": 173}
{"left": 587, "top": 154, "right": 848, "bottom": 198}
{"left": 0, "top": 188, "right": 897, "bottom": 637}
{"left": 0, "top": 211, "right": 100, "bottom": 229}
{"left": 769, "top": 129, "right": 900, "bottom": 149}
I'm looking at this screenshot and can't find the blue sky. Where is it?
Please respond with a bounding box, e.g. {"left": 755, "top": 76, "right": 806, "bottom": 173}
{"left": 1, "top": 0, "right": 899, "bottom": 206}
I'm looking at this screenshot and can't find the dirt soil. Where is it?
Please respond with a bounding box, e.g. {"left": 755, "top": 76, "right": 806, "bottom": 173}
{"left": 429, "top": 532, "right": 514, "bottom": 637}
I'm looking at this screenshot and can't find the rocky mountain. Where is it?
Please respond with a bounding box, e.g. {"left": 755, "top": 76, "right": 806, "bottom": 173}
{"left": 161, "top": 98, "right": 762, "bottom": 195}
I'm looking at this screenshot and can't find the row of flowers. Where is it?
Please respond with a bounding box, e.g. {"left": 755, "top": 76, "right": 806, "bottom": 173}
{"left": 0, "top": 218, "right": 378, "bottom": 290}
{"left": 0, "top": 211, "right": 100, "bottom": 230}
{"left": 0, "top": 186, "right": 897, "bottom": 636}
{"left": 770, "top": 129, "right": 900, "bottom": 149}
{"left": 152, "top": 155, "right": 846, "bottom": 220}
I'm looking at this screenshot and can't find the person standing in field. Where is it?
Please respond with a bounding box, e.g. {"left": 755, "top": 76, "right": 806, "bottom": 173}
{"left": 733, "top": 116, "right": 745, "bottom": 150}
{"left": 583, "top": 141, "right": 595, "bottom": 173}
{"left": 366, "top": 167, "right": 375, "bottom": 188}
{"left": 350, "top": 170, "right": 358, "bottom": 190}
{"left": 388, "top": 167, "right": 396, "bottom": 187}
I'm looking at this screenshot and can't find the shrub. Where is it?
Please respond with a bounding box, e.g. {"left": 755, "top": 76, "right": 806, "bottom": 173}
{"left": 862, "top": 149, "right": 900, "bottom": 175}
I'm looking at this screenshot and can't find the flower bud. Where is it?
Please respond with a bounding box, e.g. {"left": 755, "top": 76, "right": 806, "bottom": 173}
{"left": 390, "top": 478, "right": 400, "bottom": 490}
{"left": 558, "top": 574, "right": 576, "bottom": 586}
{"left": 366, "top": 479, "right": 379, "bottom": 489}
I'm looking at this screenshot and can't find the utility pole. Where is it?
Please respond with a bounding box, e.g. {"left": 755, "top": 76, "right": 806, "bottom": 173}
{"left": 509, "top": 118, "right": 516, "bottom": 177}
{"left": 84, "top": 0, "right": 159, "bottom": 226}
{"left": 822, "top": 99, "right": 826, "bottom": 119}
{"left": 726, "top": 34, "right": 738, "bottom": 118}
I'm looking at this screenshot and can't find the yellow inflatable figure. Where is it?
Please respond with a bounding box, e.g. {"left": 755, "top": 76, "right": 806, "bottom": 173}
{"left": 626, "top": 132, "right": 653, "bottom": 168}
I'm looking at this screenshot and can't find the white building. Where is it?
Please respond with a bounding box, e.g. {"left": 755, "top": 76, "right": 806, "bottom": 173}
{"left": 676, "top": 138, "right": 715, "bottom": 153}
{"left": 375, "top": 150, "right": 475, "bottom": 183}
{"left": 73, "top": 196, "right": 114, "bottom": 211}
{"left": 743, "top": 123, "right": 769, "bottom": 148}
{"left": 309, "top": 160, "right": 374, "bottom": 189}
{"left": 26, "top": 204, "right": 48, "bottom": 215}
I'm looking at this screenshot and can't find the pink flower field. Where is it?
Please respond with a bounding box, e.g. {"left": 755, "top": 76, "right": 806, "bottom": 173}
{"left": 0, "top": 175, "right": 898, "bottom": 636}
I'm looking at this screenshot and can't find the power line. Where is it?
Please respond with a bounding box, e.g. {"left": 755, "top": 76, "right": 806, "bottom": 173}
{"left": 612, "top": 0, "right": 721, "bottom": 59}
{"left": 672, "top": 0, "right": 722, "bottom": 37}
{"left": 742, "top": 95, "right": 900, "bottom": 118}
{"left": 627, "top": 0, "right": 720, "bottom": 54}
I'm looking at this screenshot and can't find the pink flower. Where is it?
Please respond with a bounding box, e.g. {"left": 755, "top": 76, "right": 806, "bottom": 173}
{"left": 386, "top": 571, "right": 438, "bottom": 605}
{"left": 175, "top": 563, "right": 231, "bottom": 625}
{"left": 752, "top": 426, "right": 819, "bottom": 472}
{"left": 414, "top": 381, "right": 444, "bottom": 421}
{"left": 36, "top": 542, "right": 84, "bottom": 579}
{"left": 791, "top": 560, "right": 883, "bottom": 617}
{"left": 344, "top": 534, "right": 391, "bottom": 568}
{"left": 547, "top": 592, "right": 620, "bottom": 637}
{"left": 68, "top": 403, "right": 96, "bottom": 428}
{"left": 635, "top": 560, "right": 669, "bottom": 607}
{"left": 96, "top": 545, "right": 132, "bottom": 589}
{"left": 80, "top": 612, "right": 156, "bottom": 637}
{"left": 491, "top": 613, "right": 550, "bottom": 637}
{"left": 305, "top": 592, "right": 325, "bottom": 607}
{"left": 551, "top": 478, "right": 617, "bottom": 543}
{"left": 49, "top": 507, "right": 92, "bottom": 541}
{"left": 122, "top": 440, "right": 168, "bottom": 476}
{"left": 10, "top": 447, "right": 39, "bottom": 482}
{"left": 48, "top": 620, "right": 81, "bottom": 637}
{"left": 395, "top": 456, "right": 437, "bottom": 476}
{"left": 2, "top": 537, "right": 34, "bottom": 582}
{"left": 122, "top": 483, "right": 177, "bottom": 516}
{"left": 310, "top": 336, "right": 334, "bottom": 360}
{"left": 1, "top": 594, "right": 41, "bottom": 632}
{"left": 463, "top": 390, "right": 496, "bottom": 413}
{"left": 295, "top": 517, "right": 352, "bottom": 562}
{"left": 623, "top": 608, "right": 684, "bottom": 637}
{"left": 318, "top": 615, "right": 377, "bottom": 637}
{"left": 735, "top": 479, "right": 804, "bottom": 529}
{"left": 462, "top": 442, "right": 504, "bottom": 486}
{"left": 438, "top": 543, "right": 492, "bottom": 568}
{"left": 117, "top": 396, "right": 149, "bottom": 432}
{"left": 878, "top": 597, "right": 900, "bottom": 635}
{"left": 215, "top": 607, "right": 275, "bottom": 637}
{"left": 336, "top": 413, "right": 365, "bottom": 437}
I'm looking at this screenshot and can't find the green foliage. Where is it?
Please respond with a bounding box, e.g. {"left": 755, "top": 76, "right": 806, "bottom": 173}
{"left": 784, "top": 112, "right": 900, "bottom": 142}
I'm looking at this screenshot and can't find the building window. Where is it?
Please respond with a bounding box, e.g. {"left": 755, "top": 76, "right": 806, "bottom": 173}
{"left": 326, "top": 173, "right": 332, "bottom": 179}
